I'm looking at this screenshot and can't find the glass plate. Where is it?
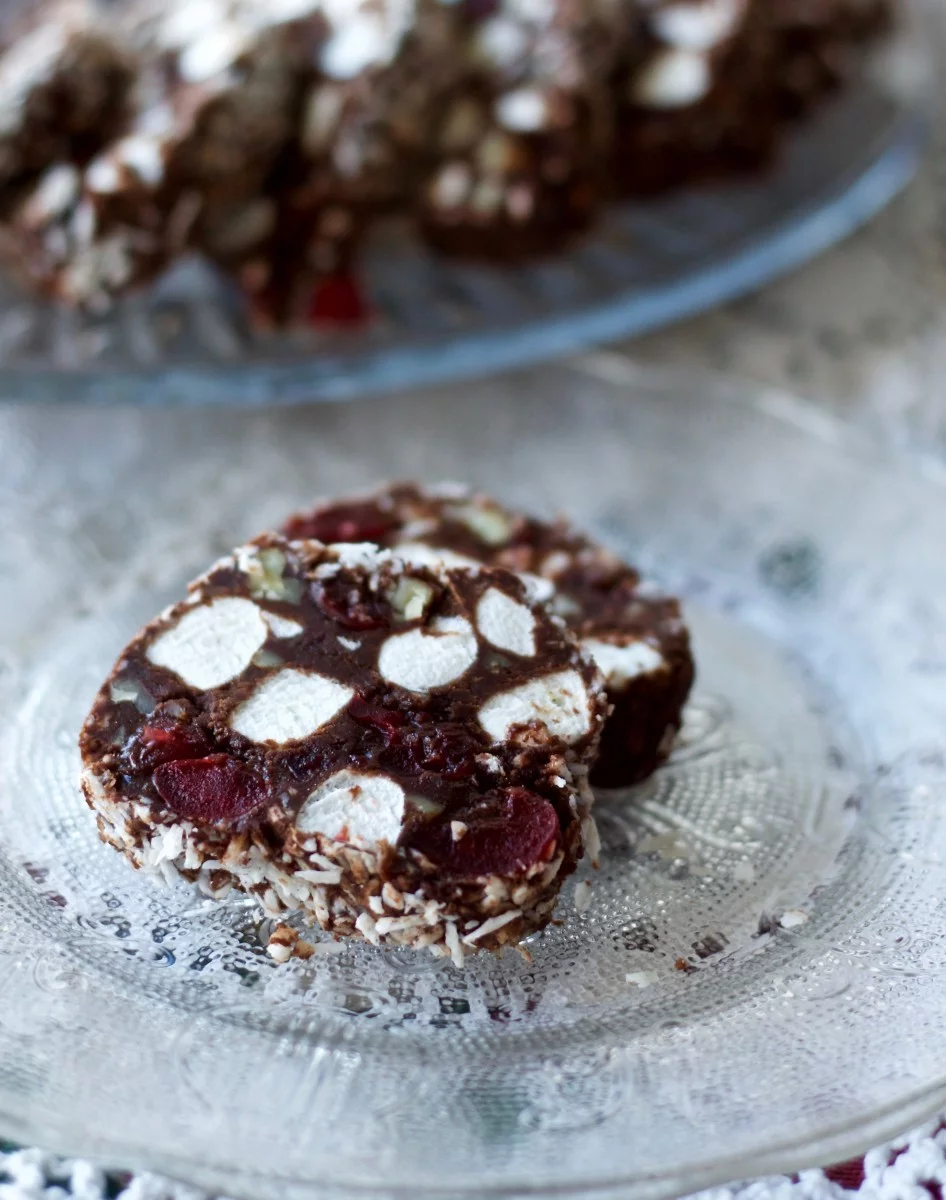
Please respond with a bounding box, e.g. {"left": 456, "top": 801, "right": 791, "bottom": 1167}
{"left": 1, "top": 363, "right": 946, "bottom": 1198}
{"left": 0, "top": 9, "right": 932, "bottom": 406}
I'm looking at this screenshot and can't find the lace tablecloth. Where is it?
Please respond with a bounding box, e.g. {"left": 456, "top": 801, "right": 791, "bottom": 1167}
{"left": 3, "top": 1121, "right": 946, "bottom": 1200}
{"left": 4, "top": 68, "right": 946, "bottom": 1200}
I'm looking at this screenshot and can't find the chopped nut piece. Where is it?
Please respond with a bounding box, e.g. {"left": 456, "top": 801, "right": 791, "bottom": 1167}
{"left": 387, "top": 575, "right": 435, "bottom": 622}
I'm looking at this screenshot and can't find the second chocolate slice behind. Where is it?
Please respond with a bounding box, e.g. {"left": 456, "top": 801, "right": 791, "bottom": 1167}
{"left": 283, "top": 483, "right": 694, "bottom": 788}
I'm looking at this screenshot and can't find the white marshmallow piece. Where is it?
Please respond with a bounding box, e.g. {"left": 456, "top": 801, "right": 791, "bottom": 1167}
{"left": 583, "top": 638, "right": 665, "bottom": 688}
{"left": 476, "top": 587, "right": 536, "bottom": 657}
{"left": 449, "top": 502, "right": 514, "bottom": 546}
{"left": 230, "top": 669, "right": 353, "bottom": 744}
{"left": 496, "top": 88, "right": 547, "bottom": 133}
{"left": 519, "top": 571, "right": 556, "bottom": 604}
{"left": 28, "top": 163, "right": 79, "bottom": 219}
{"left": 476, "top": 16, "right": 529, "bottom": 70}
{"left": 320, "top": 14, "right": 392, "bottom": 79}
{"left": 262, "top": 610, "right": 304, "bottom": 639}
{"left": 633, "top": 48, "right": 711, "bottom": 109}
{"left": 158, "top": 0, "right": 226, "bottom": 50}
{"left": 431, "top": 162, "right": 472, "bottom": 210}
{"left": 86, "top": 156, "right": 121, "bottom": 194}
{"left": 147, "top": 597, "right": 267, "bottom": 689}
{"left": 179, "top": 23, "right": 249, "bottom": 82}
{"left": 302, "top": 83, "right": 344, "bottom": 154}
{"left": 330, "top": 543, "right": 391, "bottom": 570}
{"left": 479, "top": 669, "right": 592, "bottom": 745}
{"left": 653, "top": 0, "right": 744, "bottom": 51}
{"left": 114, "top": 135, "right": 166, "bottom": 186}
{"left": 395, "top": 542, "right": 482, "bottom": 571}
{"left": 378, "top": 616, "right": 478, "bottom": 692}
{"left": 297, "top": 769, "right": 405, "bottom": 847}
{"left": 542, "top": 551, "right": 571, "bottom": 578}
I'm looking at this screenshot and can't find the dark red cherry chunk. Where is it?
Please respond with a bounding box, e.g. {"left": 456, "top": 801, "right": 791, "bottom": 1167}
{"left": 349, "top": 698, "right": 479, "bottom": 779}
{"left": 307, "top": 273, "right": 369, "bottom": 326}
{"left": 282, "top": 742, "right": 332, "bottom": 783}
{"left": 284, "top": 502, "right": 398, "bottom": 546}
{"left": 313, "top": 575, "right": 389, "bottom": 630}
{"left": 152, "top": 754, "right": 268, "bottom": 825}
{"left": 408, "top": 788, "right": 559, "bottom": 880}
{"left": 460, "top": 0, "right": 500, "bottom": 22}
{"left": 410, "top": 724, "right": 478, "bottom": 780}
{"left": 127, "top": 722, "right": 212, "bottom": 771}
{"left": 349, "top": 696, "right": 406, "bottom": 743}
{"left": 389, "top": 722, "right": 478, "bottom": 781}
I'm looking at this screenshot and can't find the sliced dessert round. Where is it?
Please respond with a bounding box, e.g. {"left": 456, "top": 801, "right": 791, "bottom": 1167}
{"left": 0, "top": 0, "right": 135, "bottom": 190}
{"left": 79, "top": 535, "right": 607, "bottom": 962}
{"left": 283, "top": 483, "right": 694, "bottom": 788}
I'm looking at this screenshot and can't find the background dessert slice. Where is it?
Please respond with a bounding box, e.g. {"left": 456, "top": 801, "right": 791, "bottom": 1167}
{"left": 0, "top": 0, "right": 135, "bottom": 190}
{"left": 416, "top": 0, "right": 631, "bottom": 260}
{"left": 80, "top": 535, "right": 606, "bottom": 962}
{"left": 234, "top": 0, "right": 470, "bottom": 322}
{"left": 0, "top": 0, "right": 888, "bottom": 317}
{"left": 1, "top": 0, "right": 324, "bottom": 309}
{"left": 613, "top": 0, "right": 889, "bottom": 195}
{"left": 417, "top": 93, "right": 600, "bottom": 261}
{"left": 283, "top": 483, "right": 695, "bottom": 788}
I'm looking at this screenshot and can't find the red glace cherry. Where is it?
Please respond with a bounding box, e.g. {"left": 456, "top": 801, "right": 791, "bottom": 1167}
{"left": 349, "top": 699, "right": 478, "bottom": 780}
{"left": 312, "top": 575, "right": 389, "bottom": 630}
{"left": 153, "top": 754, "right": 268, "bottom": 825}
{"left": 396, "top": 723, "right": 478, "bottom": 781}
{"left": 460, "top": 0, "right": 500, "bottom": 21}
{"left": 128, "top": 722, "right": 212, "bottom": 771}
{"left": 348, "top": 696, "right": 407, "bottom": 743}
{"left": 408, "top": 787, "right": 559, "bottom": 880}
{"left": 307, "top": 274, "right": 369, "bottom": 326}
{"left": 284, "top": 502, "right": 397, "bottom": 546}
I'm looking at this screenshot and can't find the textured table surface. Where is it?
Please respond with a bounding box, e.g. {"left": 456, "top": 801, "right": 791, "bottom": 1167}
{"left": 2, "top": 68, "right": 946, "bottom": 1200}
{"left": 630, "top": 108, "right": 946, "bottom": 461}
